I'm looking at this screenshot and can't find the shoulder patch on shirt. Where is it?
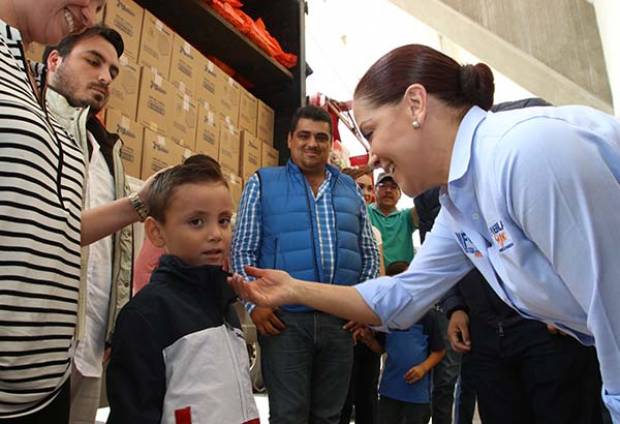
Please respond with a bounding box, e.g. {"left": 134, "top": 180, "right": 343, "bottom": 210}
{"left": 455, "top": 232, "right": 483, "bottom": 257}
{"left": 489, "top": 221, "right": 514, "bottom": 252}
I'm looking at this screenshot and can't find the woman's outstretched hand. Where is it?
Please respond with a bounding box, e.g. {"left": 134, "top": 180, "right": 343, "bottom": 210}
{"left": 228, "top": 266, "right": 299, "bottom": 308}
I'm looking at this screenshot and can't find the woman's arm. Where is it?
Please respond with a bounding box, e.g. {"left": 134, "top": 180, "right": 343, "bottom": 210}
{"left": 230, "top": 267, "right": 382, "bottom": 325}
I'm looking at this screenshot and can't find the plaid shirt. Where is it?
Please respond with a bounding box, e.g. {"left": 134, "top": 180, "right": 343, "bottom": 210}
{"left": 232, "top": 169, "right": 379, "bottom": 313}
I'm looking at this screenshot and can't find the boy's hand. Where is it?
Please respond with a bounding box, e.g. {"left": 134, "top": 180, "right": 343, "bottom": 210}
{"left": 250, "top": 306, "right": 286, "bottom": 336}
{"left": 404, "top": 364, "right": 427, "bottom": 384}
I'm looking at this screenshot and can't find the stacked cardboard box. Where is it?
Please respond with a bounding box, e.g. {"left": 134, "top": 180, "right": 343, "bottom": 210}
{"left": 105, "top": 109, "right": 145, "bottom": 179}
{"left": 136, "top": 67, "right": 174, "bottom": 135}
{"left": 138, "top": 11, "right": 173, "bottom": 78}
{"left": 101, "top": 0, "right": 279, "bottom": 185}
{"left": 262, "top": 142, "right": 279, "bottom": 168}
{"left": 169, "top": 34, "right": 199, "bottom": 97}
{"left": 218, "top": 123, "right": 241, "bottom": 175}
{"left": 239, "top": 131, "right": 262, "bottom": 180}
{"left": 107, "top": 58, "right": 141, "bottom": 120}
{"left": 103, "top": 0, "right": 144, "bottom": 62}
{"left": 141, "top": 129, "right": 192, "bottom": 180}
{"left": 195, "top": 102, "right": 220, "bottom": 160}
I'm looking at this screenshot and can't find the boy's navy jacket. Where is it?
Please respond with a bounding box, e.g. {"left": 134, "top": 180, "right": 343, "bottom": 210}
{"left": 106, "top": 255, "right": 259, "bottom": 424}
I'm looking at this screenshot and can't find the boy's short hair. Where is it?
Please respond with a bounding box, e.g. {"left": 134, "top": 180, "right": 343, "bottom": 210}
{"left": 386, "top": 261, "right": 409, "bottom": 276}
{"left": 147, "top": 154, "right": 228, "bottom": 222}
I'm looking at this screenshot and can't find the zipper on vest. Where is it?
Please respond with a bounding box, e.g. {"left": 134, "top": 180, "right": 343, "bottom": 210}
{"left": 302, "top": 180, "right": 321, "bottom": 282}
{"left": 331, "top": 175, "right": 340, "bottom": 284}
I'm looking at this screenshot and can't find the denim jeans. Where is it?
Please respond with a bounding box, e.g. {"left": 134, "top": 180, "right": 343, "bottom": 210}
{"left": 259, "top": 310, "right": 354, "bottom": 424}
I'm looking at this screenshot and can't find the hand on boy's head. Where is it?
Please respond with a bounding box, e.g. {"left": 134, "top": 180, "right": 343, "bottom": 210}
{"left": 138, "top": 165, "right": 173, "bottom": 204}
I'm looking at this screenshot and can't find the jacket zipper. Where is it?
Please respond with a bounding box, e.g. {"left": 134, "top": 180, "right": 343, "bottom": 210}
{"left": 223, "top": 325, "right": 249, "bottom": 419}
{"left": 302, "top": 178, "right": 321, "bottom": 282}
{"left": 331, "top": 174, "right": 339, "bottom": 284}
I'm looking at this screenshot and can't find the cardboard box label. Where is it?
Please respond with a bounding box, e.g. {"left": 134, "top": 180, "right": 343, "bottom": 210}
{"left": 196, "top": 56, "right": 224, "bottom": 109}
{"left": 136, "top": 68, "right": 174, "bottom": 135}
{"left": 195, "top": 103, "right": 220, "bottom": 160}
{"left": 169, "top": 34, "right": 198, "bottom": 96}
{"left": 170, "top": 90, "right": 197, "bottom": 150}
{"left": 141, "top": 129, "right": 187, "bottom": 180}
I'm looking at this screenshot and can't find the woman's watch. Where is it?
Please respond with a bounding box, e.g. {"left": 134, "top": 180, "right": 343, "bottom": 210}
{"left": 129, "top": 192, "right": 148, "bottom": 222}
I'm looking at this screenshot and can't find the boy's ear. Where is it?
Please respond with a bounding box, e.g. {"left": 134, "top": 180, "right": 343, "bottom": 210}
{"left": 144, "top": 217, "right": 166, "bottom": 248}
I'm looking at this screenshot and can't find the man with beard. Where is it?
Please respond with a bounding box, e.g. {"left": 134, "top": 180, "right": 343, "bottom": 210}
{"left": 45, "top": 26, "right": 134, "bottom": 424}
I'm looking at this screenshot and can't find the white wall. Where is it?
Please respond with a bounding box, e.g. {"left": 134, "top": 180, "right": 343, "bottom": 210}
{"left": 590, "top": 0, "right": 620, "bottom": 115}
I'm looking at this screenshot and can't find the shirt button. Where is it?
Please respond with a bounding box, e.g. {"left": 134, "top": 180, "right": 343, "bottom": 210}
{"left": 472, "top": 213, "right": 480, "bottom": 220}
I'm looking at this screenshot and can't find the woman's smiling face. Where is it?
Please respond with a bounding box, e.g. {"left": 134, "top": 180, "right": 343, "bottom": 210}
{"left": 18, "top": 0, "right": 105, "bottom": 45}
{"left": 354, "top": 97, "right": 434, "bottom": 198}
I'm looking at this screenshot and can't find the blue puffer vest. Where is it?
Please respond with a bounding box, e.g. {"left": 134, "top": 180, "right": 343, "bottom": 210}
{"left": 257, "top": 161, "right": 364, "bottom": 312}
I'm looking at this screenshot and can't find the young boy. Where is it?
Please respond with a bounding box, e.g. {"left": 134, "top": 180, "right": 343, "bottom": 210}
{"left": 106, "top": 154, "right": 259, "bottom": 424}
{"left": 356, "top": 261, "right": 446, "bottom": 424}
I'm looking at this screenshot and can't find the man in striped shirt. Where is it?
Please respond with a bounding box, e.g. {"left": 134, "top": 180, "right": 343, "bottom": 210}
{"left": 0, "top": 2, "right": 151, "bottom": 420}
{"left": 231, "top": 105, "right": 379, "bottom": 424}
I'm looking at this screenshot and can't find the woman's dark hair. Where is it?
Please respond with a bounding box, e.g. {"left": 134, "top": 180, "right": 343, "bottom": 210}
{"left": 355, "top": 44, "right": 495, "bottom": 112}
{"left": 147, "top": 154, "right": 228, "bottom": 222}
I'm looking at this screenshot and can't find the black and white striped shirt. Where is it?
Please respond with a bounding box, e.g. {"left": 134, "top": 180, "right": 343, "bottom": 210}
{"left": 0, "top": 20, "right": 84, "bottom": 417}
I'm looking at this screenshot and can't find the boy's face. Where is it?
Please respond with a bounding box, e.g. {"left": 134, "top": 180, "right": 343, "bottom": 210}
{"left": 147, "top": 182, "right": 233, "bottom": 267}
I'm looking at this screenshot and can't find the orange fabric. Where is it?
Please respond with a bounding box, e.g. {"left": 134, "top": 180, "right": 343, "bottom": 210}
{"left": 207, "top": 1, "right": 298, "bottom": 69}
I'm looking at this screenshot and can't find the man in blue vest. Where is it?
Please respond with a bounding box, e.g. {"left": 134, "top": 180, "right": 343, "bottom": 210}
{"left": 232, "top": 105, "right": 380, "bottom": 424}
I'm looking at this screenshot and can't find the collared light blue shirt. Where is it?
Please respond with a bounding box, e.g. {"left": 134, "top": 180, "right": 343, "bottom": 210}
{"left": 356, "top": 105, "right": 620, "bottom": 420}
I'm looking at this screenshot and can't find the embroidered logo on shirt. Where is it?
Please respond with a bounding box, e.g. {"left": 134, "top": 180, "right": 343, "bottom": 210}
{"left": 455, "top": 232, "right": 483, "bottom": 258}
{"left": 489, "top": 221, "right": 514, "bottom": 252}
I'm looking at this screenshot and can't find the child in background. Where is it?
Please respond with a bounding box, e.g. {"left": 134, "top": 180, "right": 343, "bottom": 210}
{"left": 107, "top": 154, "right": 259, "bottom": 424}
{"left": 355, "top": 261, "right": 446, "bottom": 424}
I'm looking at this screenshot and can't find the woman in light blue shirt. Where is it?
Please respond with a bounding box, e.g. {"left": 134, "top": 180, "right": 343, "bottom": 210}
{"left": 230, "top": 44, "right": 620, "bottom": 422}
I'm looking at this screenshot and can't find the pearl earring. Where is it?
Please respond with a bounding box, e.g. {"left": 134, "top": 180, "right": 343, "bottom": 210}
{"left": 412, "top": 120, "right": 421, "bottom": 129}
